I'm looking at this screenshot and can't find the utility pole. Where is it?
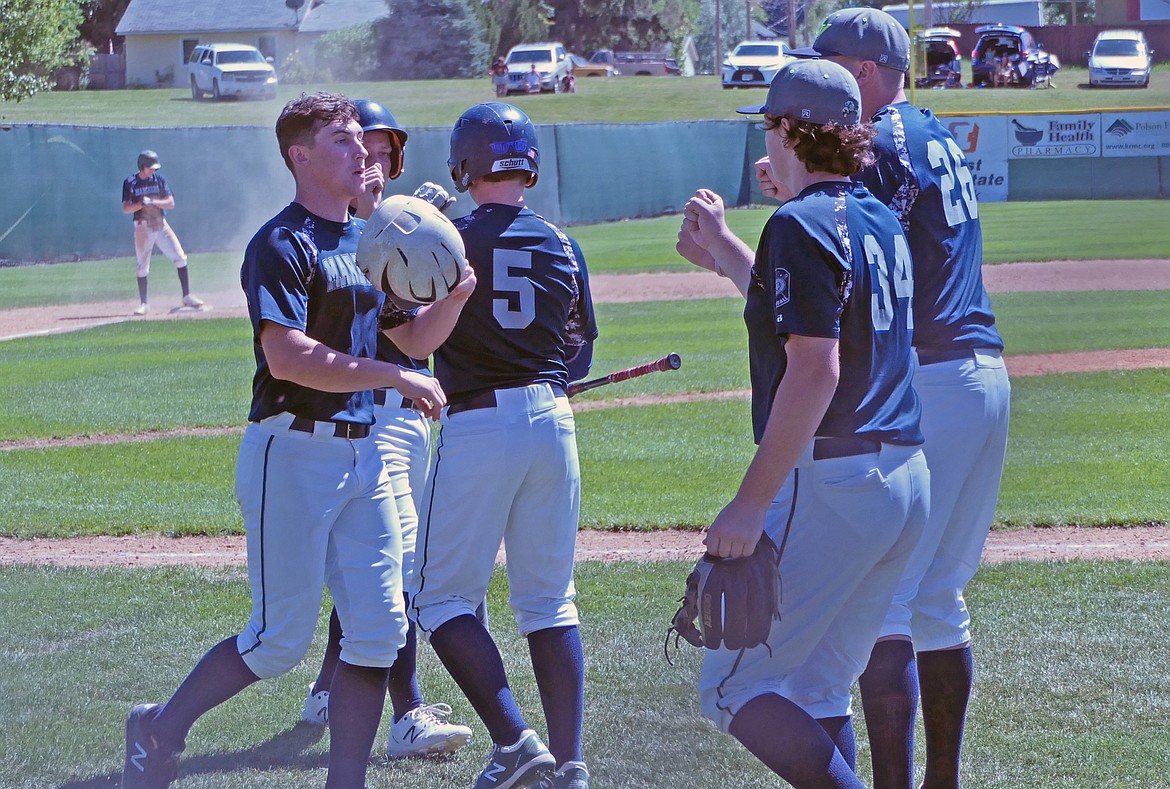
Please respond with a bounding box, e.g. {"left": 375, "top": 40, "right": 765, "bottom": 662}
{"left": 716, "top": 0, "right": 723, "bottom": 74}
{"left": 746, "top": 0, "right": 752, "bottom": 39}
{"left": 788, "top": 0, "right": 797, "bottom": 48}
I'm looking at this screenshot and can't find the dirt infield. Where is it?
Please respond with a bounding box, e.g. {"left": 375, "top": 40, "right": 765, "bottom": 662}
{"left": 4, "top": 258, "right": 1170, "bottom": 343}
{"left": 3, "top": 526, "right": 1169, "bottom": 567}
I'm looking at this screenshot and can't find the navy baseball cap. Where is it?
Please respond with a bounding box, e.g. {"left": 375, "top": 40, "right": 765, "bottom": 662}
{"left": 737, "top": 60, "right": 862, "bottom": 126}
{"left": 789, "top": 7, "right": 911, "bottom": 73}
{"left": 137, "top": 150, "right": 161, "bottom": 170}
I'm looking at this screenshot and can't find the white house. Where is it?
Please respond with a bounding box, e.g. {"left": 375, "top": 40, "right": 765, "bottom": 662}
{"left": 115, "top": 0, "right": 389, "bottom": 88}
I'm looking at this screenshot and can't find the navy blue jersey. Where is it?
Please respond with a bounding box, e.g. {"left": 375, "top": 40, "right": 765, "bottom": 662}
{"left": 857, "top": 102, "right": 1003, "bottom": 353}
{"left": 241, "top": 202, "right": 381, "bottom": 424}
{"left": 744, "top": 182, "right": 921, "bottom": 446}
{"left": 376, "top": 332, "right": 428, "bottom": 372}
{"left": 122, "top": 172, "right": 172, "bottom": 221}
{"left": 435, "top": 204, "right": 598, "bottom": 399}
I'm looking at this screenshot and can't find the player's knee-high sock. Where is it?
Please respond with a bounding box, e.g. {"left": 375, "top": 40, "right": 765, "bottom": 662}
{"left": 324, "top": 661, "right": 388, "bottom": 789}
{"left": 859, "top": 638, "right": 919, "bottom": 789}
{"left": 527, "top": 625, "right": 584, "bottom": 766}
{"left": 917, "top": 645, "right": 974, "bottom": 789}
{"left": 818, "top": 715, "right": 857, "bottom": 771}
{"left": 729, "top": 693, "right": 865, "bottom": 789}
{"left": 387, "top": 593, "right": 424, "bottom": 720}
{"left": 176, "top": 265, "right": 191, "bottom": 297}
{"left": 429, "top": 613, "right": 527, "bottom": 745}
{"left": 152, "top": 637, "right": 260, "bottom": 747}
{"left": 136, "top": 275, "right": 149, "bottom": 304}
{"left": 313, "top": 606, "right": 344, "bottom": 693}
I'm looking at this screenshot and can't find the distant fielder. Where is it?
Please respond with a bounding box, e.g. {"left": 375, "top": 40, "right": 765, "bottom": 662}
{"left": 120, "top": 150, "right": 203, "bottom": 316}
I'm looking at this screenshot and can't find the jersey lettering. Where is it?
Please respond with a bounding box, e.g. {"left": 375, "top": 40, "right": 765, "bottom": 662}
{"left": 492, "top": 248, "right": 536, "bottom": 329}
{"left": 864, "top": 233, "right": 914, "bottom": 332}
{"left": 926, "top": 137, "right": 979, "bottom": 227}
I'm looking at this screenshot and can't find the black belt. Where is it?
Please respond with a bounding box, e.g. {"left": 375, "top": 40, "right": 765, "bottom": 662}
{"left": 447, "top": 384, "right": 567, "bottom": 416}
{"left": 447, "top": 390, "right": 497, "bottom": 416}
{"left": 916, "top": 347, "right": 976, "bottom": 365}
{"left": 813, "top": 436, "right": 881, "bottom": 461}
{"left": 289, "top": 416, "right": 370, "bottom": 440}
{"left": 373, "top": 389, "right": 414, "bottom": 409}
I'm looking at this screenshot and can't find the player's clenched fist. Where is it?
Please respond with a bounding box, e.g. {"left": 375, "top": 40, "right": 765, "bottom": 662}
{"left": 753, "top": 156, "right": 794, "bottom": 203}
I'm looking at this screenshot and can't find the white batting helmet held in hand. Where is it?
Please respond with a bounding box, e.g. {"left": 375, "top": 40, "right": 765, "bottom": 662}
{"left": 357, "top": 195, "right": 467, "bottom": 310}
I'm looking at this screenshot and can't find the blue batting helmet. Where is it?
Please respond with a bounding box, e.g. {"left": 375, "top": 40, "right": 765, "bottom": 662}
{"left": 354, "top": 99, "right": 408, "bottom": 179}
{"left": 448, "top": 103, "right": 540, "bottom": 193}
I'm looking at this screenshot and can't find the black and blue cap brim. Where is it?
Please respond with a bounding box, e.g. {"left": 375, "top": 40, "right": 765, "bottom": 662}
{"left": 736, "top": 103, "right": 768, "bottom": 115}
{"left": 787, "top": 46, "right": 827, "bottom": 60}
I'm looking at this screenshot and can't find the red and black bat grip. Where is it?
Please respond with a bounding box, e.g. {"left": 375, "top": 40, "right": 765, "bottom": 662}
{"left": 567, "top": 353, "right": 682, "bottom": 397}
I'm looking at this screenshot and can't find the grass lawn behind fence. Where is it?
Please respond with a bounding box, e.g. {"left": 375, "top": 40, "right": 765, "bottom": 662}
{"left": 1, "top": 66, "right": 1167, "bottom": 127}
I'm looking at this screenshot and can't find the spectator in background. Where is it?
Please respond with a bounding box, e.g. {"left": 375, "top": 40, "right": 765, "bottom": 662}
{"left": 490, "top": 56, "right": 509, "bottom": 97}
{"left": 526, "top": 64, "right": 542, "bottom": 93}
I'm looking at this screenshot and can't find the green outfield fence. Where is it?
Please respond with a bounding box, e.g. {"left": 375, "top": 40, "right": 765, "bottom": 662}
{"left": 0, "top": 116, "right": 1166, "bottom": 263}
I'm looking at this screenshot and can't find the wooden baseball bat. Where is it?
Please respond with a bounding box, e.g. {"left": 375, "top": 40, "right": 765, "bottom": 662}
{"left": 567, "top": 353, "right": 682, "bottom": 397}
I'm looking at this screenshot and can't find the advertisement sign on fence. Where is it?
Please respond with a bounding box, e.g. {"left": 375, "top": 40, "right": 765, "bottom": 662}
{"left": 1100, "top": 111, "right": 1170, "bottom": 158}
{"left": 943, "top": 116, "right": 1009, "bottom": 202}
{"left": 1006, "top": 113, "right": 1101, "bottom": 158}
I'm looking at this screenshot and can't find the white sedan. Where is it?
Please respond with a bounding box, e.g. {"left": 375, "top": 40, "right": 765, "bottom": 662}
{"left": 721, "top": 41, "right": 791, "bottom": 88}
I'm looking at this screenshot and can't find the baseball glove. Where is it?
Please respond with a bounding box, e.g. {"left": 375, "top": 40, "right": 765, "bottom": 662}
{"left": 665, "top": 533, "right": 782, "bottom": 660}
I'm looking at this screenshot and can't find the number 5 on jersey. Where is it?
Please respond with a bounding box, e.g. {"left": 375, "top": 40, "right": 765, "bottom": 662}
{"left": 493, "top": 249, "right": 536, "bottom": 329}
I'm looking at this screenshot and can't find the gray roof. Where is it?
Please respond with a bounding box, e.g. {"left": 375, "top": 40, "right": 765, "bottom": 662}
{"left": 116, "top": 0, "right": 300, "bottom": 35}
{"left": 298, "top": 0, "right": 388, "bottom": 34}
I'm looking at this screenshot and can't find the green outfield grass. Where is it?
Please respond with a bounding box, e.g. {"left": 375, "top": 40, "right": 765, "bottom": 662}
{"left": 1, "top": 66, "right": 1167, "bottom": 127}
{"left": 0, "top": 200, "right": 1167, "bottom": 312}
{"left": 3, "top": 289, "right": 1170, "bottom": 536}
{"left": 1, "top": 560, "right": 1167, "bottom": 788}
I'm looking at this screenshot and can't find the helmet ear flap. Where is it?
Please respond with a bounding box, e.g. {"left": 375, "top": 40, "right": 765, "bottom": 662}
{"left": 387, "top": 138, "right": 405, "bottom": 180}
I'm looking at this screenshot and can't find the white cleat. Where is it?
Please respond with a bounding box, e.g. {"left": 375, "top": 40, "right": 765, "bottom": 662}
{"left": 181, "top": 294, "right": 205, "bottom": 309}
{"left": 300, "top": 682, "right": 329, "bottom": 726}
{"left": 132, "top": 303, "right": 149, "bottom": 316}
{"left": 386, "top": 703, "right": 473, "bottom": 758}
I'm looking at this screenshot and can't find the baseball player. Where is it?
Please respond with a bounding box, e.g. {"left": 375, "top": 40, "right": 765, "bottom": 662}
{"left": 120, "top": 150, "right": 203, "bottom": 316}
{"left": 788, "top": 11, "right": 1011, "bottom": 788}
{"left": 299, "top": 98, "right": 475, "bottom": 759}
{"left": 407, "top": 102, "right": 598, "bottom": 789}
{"left": 676, "top": 60, "right": 929, "bottom": 788}
{"left": 120, "top": 92, "right": 452, "bottom": 789}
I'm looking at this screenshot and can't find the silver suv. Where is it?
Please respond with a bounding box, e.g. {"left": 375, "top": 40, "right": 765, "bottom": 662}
{"left": 188, "top": 43, "right": 278, "bottom": 101}
{"left": 504, "top": 42, "right": 574, "bottom": 93}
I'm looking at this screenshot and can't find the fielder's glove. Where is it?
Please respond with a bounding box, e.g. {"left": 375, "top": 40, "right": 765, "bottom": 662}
{"left": 412, "top": 181, "right": 457, "bottom": 214}
{"left": 665, "top": 533, "right": 782, "bottom": 661}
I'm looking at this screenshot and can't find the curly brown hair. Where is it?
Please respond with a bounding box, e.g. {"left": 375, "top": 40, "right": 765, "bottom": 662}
{"left": 275, "top": 92, "right": 360, "bottom": 174}
{"left": 762, "top": 114, "right": 876, "bottom": 176}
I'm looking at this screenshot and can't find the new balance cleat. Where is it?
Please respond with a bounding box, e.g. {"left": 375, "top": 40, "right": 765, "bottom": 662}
{"left": 300, "top": 682, "right": 330, "bottom": 726}
{"left": 473, "top": 729, "right": 554, "bottom": 789}
{"left": 541, "top": 761, "right": 589, "bottom": 789}
{"left": 386, "top": 702, "right": 473, "bottom": 758}
{"left": 121, "top": 704, "right": 182, "bottom": 789}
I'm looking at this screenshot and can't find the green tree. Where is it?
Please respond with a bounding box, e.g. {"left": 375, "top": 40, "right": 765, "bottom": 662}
{"left": 380, "top": 0, "right": 490, "bottom": 79}
{"left": 316, "top": 23, "right": 381, "bottom": 82}
{"left": 549, "top": 0, "right": 696, "bottom": 54}
{"left": 692, "top": 0, "right": 750, "bottom": 73}
{"left": 489, "top": 0, "right": 554, "bottom": 56}
{"left": 0, "top": 0, "right": 88, "bottom": 101}
{"left": 79, "top": 0, "right": 131, "bottom": 52}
